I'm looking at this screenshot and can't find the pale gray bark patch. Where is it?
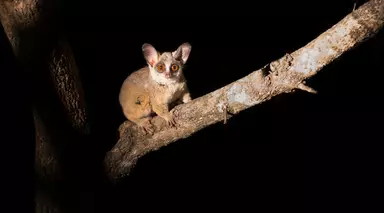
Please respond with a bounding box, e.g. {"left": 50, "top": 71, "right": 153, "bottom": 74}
{"left": 227, "top": 83, "right": 253, "bottom": 106}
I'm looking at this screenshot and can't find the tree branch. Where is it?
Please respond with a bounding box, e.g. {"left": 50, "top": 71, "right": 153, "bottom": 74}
{"left": 105, "top": 0, "right": 384, "bottom": 180}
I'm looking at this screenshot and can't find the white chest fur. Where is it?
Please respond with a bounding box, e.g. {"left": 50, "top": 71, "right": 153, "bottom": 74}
{"left": 162, "top": 82, "right": 186, "bottom": 104}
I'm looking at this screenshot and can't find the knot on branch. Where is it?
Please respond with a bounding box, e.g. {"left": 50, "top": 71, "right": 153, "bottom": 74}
{"left": 269, "top": 53, "right": 294, "bottom": 75}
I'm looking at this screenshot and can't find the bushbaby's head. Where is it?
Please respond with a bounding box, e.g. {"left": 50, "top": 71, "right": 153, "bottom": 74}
{"left": 142, "top": 42, "right": 191, "bottom": 85}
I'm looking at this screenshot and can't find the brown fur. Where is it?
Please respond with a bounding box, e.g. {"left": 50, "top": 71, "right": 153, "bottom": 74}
{"left": 119, "top": 67, "right": 154, "bottom": 134}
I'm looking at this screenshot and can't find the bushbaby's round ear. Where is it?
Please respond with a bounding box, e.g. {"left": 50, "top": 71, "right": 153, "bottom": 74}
{"left": 172, "top": 42, "right": 191, "bottom": 64}
{"left": 142, "top": 43, "right": 158, "bottom": 67}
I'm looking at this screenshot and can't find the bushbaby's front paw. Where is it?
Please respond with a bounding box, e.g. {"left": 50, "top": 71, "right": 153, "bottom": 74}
{"left": 182, "top": 93, "right": 192, "bottom": 103}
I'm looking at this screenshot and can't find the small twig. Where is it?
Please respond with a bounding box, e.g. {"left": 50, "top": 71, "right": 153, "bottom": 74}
{"left": 223, "top": 104, "right": 228, "bottom": 124}
{"left": 353, "top": 1, "right": 358, "bottom": 11}
{"left": 297, "top": 82, "right": 317, "bottom": 94}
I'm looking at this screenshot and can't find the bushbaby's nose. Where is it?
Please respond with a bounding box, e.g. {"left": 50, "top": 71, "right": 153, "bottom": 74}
{"left": 165, "top": 72, "right": 171, "bottom": 78}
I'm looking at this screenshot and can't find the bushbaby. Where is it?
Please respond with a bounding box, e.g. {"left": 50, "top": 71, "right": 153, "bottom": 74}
{"left": 119, "top": 42, "right": 192, "bottom": 134}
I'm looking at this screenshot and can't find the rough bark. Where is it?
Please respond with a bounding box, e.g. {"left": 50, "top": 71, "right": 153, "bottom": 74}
{"left": 0, "top": 0, "right": 89, "bottom": 212}
{"left": 105, "top": 0, "right": 384, "bottom": 180}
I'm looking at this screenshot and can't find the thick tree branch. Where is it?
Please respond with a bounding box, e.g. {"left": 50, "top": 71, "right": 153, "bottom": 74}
{"left": 106, "top": 0, "right": 384, "bottom": 180}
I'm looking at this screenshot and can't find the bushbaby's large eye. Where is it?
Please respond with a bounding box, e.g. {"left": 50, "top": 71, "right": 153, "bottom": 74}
{"left": 171, "top": 64, "right": 179, "bottom": 72}
{"left": 156, "top": 63, "right": 165, "bottom": 73}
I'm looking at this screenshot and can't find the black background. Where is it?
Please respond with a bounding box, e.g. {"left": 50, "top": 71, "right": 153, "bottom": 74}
{"left": 2, "top": 0, "right": 383, "bottom": 212}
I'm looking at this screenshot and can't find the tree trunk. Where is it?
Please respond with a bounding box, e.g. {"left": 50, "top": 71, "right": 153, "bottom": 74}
{"left": 0, "top": 1, "right": 91, "bottom": 212}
